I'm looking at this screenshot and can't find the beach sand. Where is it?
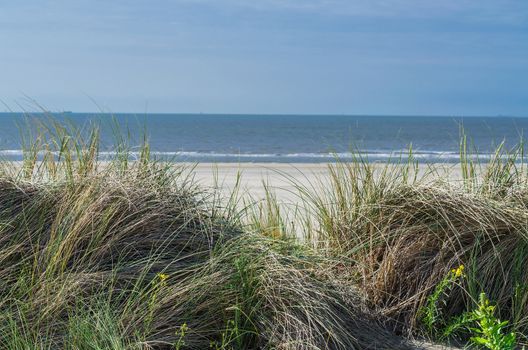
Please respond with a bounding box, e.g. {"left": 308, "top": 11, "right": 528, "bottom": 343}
{"left": 189, "top": 162, "right": 465, "bottom": 205}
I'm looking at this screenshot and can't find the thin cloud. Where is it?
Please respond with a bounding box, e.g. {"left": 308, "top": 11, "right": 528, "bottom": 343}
{"left": 178, "top": 0, "right": 528, "bottom": 25}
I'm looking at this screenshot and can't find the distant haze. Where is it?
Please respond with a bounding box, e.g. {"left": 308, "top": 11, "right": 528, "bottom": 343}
{"left": 1, "top": 1, "right": 527, "bottom": 115}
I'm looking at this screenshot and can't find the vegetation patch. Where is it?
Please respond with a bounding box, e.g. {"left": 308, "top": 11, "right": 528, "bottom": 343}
{"left": 0, "top": 120, "right": 413, "bottom": 349}
{"left": 1, "top": 119, "right": 527, "bottom": 348}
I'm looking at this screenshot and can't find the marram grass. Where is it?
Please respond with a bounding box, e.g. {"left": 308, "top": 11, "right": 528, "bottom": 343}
{"left": 251, "top": 141, "right": 528, "bottom": 348}
{"left": 1, "top": 118, "right": 528, "bottom": 349}
{"left": 0, "top": 119, "right": 415, "bottom": 349}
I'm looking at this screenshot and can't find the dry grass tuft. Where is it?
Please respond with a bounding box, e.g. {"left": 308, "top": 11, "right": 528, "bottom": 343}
{"left": 0, "top": 119, "right": 415, "bottom": 349}
{"left": 281, "top": 146, "right": 528, "bottom": 345}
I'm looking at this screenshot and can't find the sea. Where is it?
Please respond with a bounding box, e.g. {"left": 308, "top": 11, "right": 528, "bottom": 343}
{"left": 0, "top": 113, "right": 527, "bottom": 163}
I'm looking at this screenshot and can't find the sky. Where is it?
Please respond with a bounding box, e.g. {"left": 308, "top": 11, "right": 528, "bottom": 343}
{"left": 0, "top": 0, "right": 527, "bottom": 115}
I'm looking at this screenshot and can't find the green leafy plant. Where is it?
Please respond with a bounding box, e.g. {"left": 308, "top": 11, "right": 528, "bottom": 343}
{"left": 469, "top": 292, "right": 516, "bottom": 350}
{"left": 421, "top": 265, "right": 519, "bottom": 349}
{"left": 420, "top": 265, "right": 465, "bottom": 336}
{"left": 174, "top": 323, "right": 188, "bottom": 350}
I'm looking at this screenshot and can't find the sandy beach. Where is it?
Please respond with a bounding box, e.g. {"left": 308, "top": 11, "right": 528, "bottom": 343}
{"left": 190, "top": 162, "right": 464, "bottom": 204}
{"left": 191, "top": 163, "right": 329, "bottom": 203}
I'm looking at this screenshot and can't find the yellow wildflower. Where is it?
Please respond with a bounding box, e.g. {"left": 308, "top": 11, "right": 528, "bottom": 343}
{"left": 157, "top": 273, "right": 169, "bottom": 282}
{"left": 451, "top": 265, "right": 464, "bottom": 278}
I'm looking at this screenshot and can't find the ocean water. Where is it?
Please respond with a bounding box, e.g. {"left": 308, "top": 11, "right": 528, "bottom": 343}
{"left": 0, "top": 113, "right": 527, "bottom": 163}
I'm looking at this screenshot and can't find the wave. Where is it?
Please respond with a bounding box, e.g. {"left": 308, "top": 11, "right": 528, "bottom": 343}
{"left": 0, "top": 149, "right": 499, "bottom": 162}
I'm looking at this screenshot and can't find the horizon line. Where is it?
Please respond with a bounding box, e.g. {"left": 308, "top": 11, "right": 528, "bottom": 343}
{"left": 0, "top": 111, "right": 526, "bottom": 118}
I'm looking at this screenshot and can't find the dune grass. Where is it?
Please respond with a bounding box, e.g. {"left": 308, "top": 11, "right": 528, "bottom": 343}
{"left": 0, "top": 119, "right": 418, "bottom": 349}
{"left": 248, "top": 141, "right": 528, "bottom": 348}
{"left": 1, "top": 118, "right": 528, "bottom": 348}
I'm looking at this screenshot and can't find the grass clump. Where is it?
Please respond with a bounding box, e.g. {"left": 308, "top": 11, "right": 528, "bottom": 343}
{"left": 271, "top": 143, "right": 528, "bottom": 347}
{"left": 3, "top": 117, "right": 528, "bottom": 349}
{"left": 0, "top": 118, "right": 414, "bottom": 349}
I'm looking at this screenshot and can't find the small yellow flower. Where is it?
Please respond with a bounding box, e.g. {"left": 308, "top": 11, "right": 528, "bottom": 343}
{"left": 452, "top": 264, "right": 464, "bottom": 278}
{"left": 157, "top": 273, "right": 169, "bottom": 282}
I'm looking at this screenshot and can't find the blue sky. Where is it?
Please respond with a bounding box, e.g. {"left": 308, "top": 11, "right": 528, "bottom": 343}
{"left": 1, "top": 0, "right": 527, "bottom": 115}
